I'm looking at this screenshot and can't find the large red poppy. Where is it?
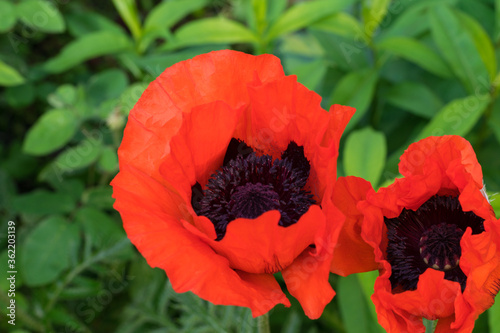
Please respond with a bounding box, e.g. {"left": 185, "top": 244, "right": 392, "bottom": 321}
{"left": 346, "top": 136, "right": 500, "bottom": 332}
{"left": 111, "top": 50, "right": 354, "bottom": 318}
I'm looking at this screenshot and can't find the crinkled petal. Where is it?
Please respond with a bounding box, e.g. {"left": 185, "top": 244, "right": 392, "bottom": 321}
{"left": 112, "top": 165, "right": 289, "bottom": 316}
{"left": 330, "top": 176, "right": 378, "bottom": 276}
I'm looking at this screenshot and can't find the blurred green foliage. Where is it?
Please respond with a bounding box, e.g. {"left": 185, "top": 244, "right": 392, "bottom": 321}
{"left": 1, "top": 0, "right": 500, "bottom": 332}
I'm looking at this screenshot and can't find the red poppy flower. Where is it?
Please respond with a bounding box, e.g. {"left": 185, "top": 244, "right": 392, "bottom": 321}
{"left": 111, "top": 50, "right": 354, "bottom": 318}
{"left": 348, "top": 135, "right": 500, "bottom": 332}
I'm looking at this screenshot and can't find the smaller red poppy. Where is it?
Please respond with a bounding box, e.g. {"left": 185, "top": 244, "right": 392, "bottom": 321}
{"left": 336, "top": 136, "right": 500, "bottom": 332}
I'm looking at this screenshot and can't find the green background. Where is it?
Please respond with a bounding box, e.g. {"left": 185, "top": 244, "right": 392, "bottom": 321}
{"left": 1, "top": 0, "right": 500, "bottom": 332}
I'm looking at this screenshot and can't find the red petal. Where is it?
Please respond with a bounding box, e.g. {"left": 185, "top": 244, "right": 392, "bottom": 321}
{"left": 330, "top": 176, "right": 378, "bottom": 276}
{"left": 209, "top": 206, "right": 325, "bottom": 274}
{"left": 112, "top": 165, "right": 290, "bottom": 316}
{"left": 159, "top": 100, "right": 242, "bottom": 203}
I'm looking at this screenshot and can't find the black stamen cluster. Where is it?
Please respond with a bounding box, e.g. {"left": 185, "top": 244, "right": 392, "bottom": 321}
{"left": 385, "top": 195, "right": 484, "bottom": 293}
{"left": 192, "top": 139, "right": 315, "bottom": 240}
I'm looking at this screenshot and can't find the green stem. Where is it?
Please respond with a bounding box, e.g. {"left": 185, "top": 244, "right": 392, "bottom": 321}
{"left": 257, "top": 313, "right": 270, "bottom": 333}
{"left": 423, "top": 318, "right": 436, "bottom": 333}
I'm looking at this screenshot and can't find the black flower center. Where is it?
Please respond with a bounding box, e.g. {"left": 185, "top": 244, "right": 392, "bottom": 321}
{"left": 229, "top": 183, "right": 280, "bottom": 219}
{"left": 191, "top": 139, "right": 315, "bottom": 240}
{"left": 385, "top": 195, "right": 484, "bottom": 293}
{"left": 419, "top": 223, "right": 463, "bottom": 271}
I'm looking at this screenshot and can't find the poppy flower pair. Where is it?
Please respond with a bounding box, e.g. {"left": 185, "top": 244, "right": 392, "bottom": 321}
{"left": 111, "top": 50, "right": 500, "bottom": 331}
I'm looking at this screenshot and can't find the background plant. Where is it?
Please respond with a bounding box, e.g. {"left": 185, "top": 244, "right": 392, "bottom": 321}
{"left": 1, "top": 0, "right": 499, "bottom": 332}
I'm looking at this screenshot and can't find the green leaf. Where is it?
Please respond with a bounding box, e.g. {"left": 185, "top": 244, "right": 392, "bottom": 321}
{"left": 490, "top": 297, "right": 500, "bottom": 332}
{"left": 337, "top": 275, "right": 380, "bottom": 333}
{"left": 357, "top": 271, "right": 382, "bottom": 331}
{"left": 53, "top": 139, "right": 103, "bottom": 173}
{"left": 119, "top": 82, "right": 148, "bottom": 115}
{"left": 311, "top": 30, "right": 369, "bottom": 70}
{"left": 330, "top": 68, "right": 378, "bottom": 130}
{"left": 47, "top": 84, "right": 77, "bottom": 108}
{"left": 376, "top": 37, "right": 453, "bottom": 78}
{"left": 5, "top": 83, "right": 35, "bottom": 108}
{"left": 43, "top": 31, "right": 132, "bottom": 73}
{"left": 386, "top": 81, "right": 443, "bottom": 118}
{"left": 144, "top": 0, "right": 208, "bottom": 31}
{"left": 75, "top": 207, "right": 132, "bottom": 256}
{"left": 87, "top": 69, "right": 129, "bottom": 107}
{"left": 0, "top": 1, "right": 16, "bottom": 32}
{"left": 429, "top": 5, "right": 490, "bottom": 93}
{"left": 361, "top": 0, "right": 391, "bottom": 40}
{"left": 267, "top": 0, "right": 287, "bottom": 24}
{"left": 98, "top": 146, "right": 118, "bottom": 172}
{"left": 82, "top": 186, "right": 114, "bottom": 210}
{"left": 16, "top": 0, "right": 65, "bottom": 33}
{"left": 65, "top": 10, "right": 125, "bottom": 37}
{"left": 455, "top": 10, "right": 497, "bottom": 83}
{"left": 311, "top": 12, "right": 365, "bottom": 41}
{"left": 376, "top": 2, "right": 429, "bottom": 41}
{"left": 165, "top": 17, "right": 258, "bottom": 50}
{"left": 21, "top": 216, "right": 79, "bottom": 286}
{"left": 266, "top": 0, "right": 356, "bottom": 41}
{"left": 22, "top": 109, "right": 78, "bottom": 156}
{"left": 286, "top": 58, "right": 327, "bottom": 91}
{"left": 0, "top": 60, "right": 25, "bottom": 86}
{"left": 496, "top": 0, "right": 500, "bottom": 42}
{"left": 343, "top": 127, "right": 386, "bottom": 186}
{"left": 12, "top": 189, "right": 76, "bottom": 215}
{"left": 416, "top": 94, "right": 491, "bottom": 141}
{"left": 112, "top": 0, "right": 142, "bottom": 40}
{"left": 75, "top": 207, "right": 125, "bottom": 249}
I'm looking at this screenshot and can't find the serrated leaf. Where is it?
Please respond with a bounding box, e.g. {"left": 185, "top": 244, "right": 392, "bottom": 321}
{"left": 343, "top": 127, "right": 386, "bottom": 186}
{"left": 0, "top": 60, "right": 25, "bottom": 87}
{"left": 266, "top": 0, "right": 356, "bottom": 41}
{"left": 21, "top": 216, "right": 79, "bottom": 286}
{"left": 429, "top": 5, "right": 490, "bottom": 93}
{"left": 16, "top": 0, "right": 65, "bottom": 33}
{"left": 0, "top": 1, "right": 16, "bottom": 32}
{"left": 376, "top": 37, "right": 453, "bottom": 78}
{"left": 330, "top": 68, "right": 378, "bottom": 130}
{"left": 43, "top": 31, "right": 132, "bottom": 73}
{"left": 22, "top": 109, "right": 78, "bottom": 156}
{"left": 416, "top": 94, "right": 491, "bottom": 140}
{"left": 165, "top": 17, "right": 258, "bottom": 50}
{"left": 386, "top": 81, "right": 443, "bottom": 118}
{"left": 12, "top": 189, "right": 76, "bottom": 215}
